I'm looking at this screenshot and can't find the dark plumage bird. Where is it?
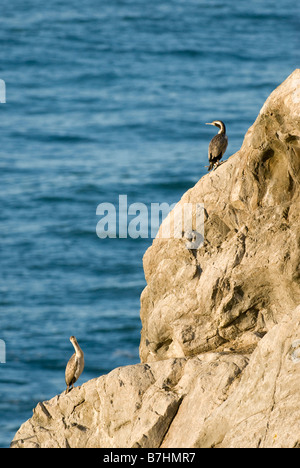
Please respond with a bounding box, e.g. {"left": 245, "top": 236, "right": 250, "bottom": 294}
{"left": 206, "top": 120, "right": 228, "bottom": 171}
{"left": 65, "top": 336, "right": 84, "bottom": 394}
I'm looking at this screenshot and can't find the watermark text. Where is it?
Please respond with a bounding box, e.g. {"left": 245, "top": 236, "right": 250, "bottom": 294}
{"left": 0, "top": 79, "right": 6, "bottom": 103}
{"left": 96, "top": 195, "right": 204, "bottom": 249}
{"left": 0, "top": 340, "right": 6, "bottom": 363}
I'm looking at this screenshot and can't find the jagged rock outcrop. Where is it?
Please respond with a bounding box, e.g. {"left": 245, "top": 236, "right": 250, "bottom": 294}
{"left": 140, "top": 69, "right": 300, "bottom": 362}
{"left": 11, "top": 70, "right": 300, "bottom": 448}
{"left": 10, "top": 354, "right": 248, "bottom": 448}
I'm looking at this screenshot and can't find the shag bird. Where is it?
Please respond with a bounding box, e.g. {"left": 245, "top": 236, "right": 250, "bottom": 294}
{"left": 206, "top": 120, "right": 228, "bottom": 171}
{"left": 65, "top": 336, "right": 84, "bottom": 394}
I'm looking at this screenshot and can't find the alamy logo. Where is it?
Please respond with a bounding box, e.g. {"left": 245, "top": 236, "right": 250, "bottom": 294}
{"left": 96, "top": 195, "right": 205, "bottom": 249}
{"left": 0, "top": 80, "right": 6, "bottom": 103}
{"left": 0, "top": 340, "right": 6, "bottom": 363}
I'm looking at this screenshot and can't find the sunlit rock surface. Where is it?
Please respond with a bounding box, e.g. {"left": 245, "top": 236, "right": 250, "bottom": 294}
{"left": 140, "top": 69, "right": 300, "bottom": 362}
{"left": 11, "top": 70, "right": 300, "bottom": 448}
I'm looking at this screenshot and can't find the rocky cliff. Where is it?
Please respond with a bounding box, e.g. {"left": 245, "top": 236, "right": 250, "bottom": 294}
{"left": 11, "top": 70, "right": 300, "bottom": 448}
{"left": 140, "top": 69, "right": 300, "bottom": 363}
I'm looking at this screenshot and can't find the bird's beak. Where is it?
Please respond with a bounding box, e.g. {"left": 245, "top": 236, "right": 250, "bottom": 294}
{"left": 205, "top": 122, "right": 214, "bottom": 126}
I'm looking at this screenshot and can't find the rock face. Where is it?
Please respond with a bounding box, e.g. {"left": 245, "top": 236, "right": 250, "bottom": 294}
{"left": 11, "top": 70, "right": 300, "bottom": 448}
{"left": 140, "top": 68, "right": 300, "bottom": 362}
{"left": 10, "top": 354, "right": 248, "bottom": 448}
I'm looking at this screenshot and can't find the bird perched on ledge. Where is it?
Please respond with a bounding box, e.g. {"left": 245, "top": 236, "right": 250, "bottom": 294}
{"left": 206, "top": 120, "right": 228, "bottom": 171}
{"left": 65, "top": 336, "right": 84, "bottom": 394}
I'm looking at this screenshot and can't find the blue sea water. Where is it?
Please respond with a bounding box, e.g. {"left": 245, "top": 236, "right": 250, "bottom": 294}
{"left": 0, "top": 0, "right": 299, "bottom": 447}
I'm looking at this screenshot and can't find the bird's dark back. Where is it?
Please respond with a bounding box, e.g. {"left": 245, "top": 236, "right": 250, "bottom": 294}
{"left": 208, "top": 133, "right": 228, "bottom": 160}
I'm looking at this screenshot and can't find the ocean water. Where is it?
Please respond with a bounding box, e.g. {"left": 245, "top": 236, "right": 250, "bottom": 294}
{"left": 0, "top": 0, "right": 298, "bottom": 447}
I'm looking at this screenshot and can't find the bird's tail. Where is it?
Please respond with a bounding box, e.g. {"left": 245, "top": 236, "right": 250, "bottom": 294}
{"left": 208, "top": 162, "right": 213, "bottom": 172}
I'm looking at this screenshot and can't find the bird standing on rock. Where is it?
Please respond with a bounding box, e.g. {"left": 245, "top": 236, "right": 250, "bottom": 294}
{"left": 206, "top": 120, "right": 228, "bottom": 171}
{"left": 65, "top": 336, "right": 84, "bottom": 394}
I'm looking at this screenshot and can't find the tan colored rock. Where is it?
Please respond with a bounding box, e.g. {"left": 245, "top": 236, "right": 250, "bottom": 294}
{"left": 12, "top": 309, "right": 300, "bottom": 448}
{"left": 192, "top": 306, "right": 300, "bottom": 448}
{"left": 10, "top": 70, "right": 300, "bottom": 448}
{"left": 11, "top": 360, "right": 184, "bottom": 448}
{"left": 161, "top": 353, "right": 248, "bottom": 448}
{"left": 140, "top": 69, "right": 300, "bottom": 363}
{"left": 11, "top": 353, "right": 248, "bottom": 448}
